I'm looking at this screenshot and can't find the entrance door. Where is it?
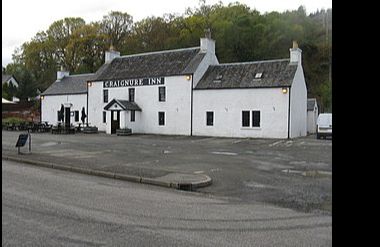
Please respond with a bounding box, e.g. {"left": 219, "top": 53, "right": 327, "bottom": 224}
{"left": 64, "top": 107, "right": 71, "bottom": 127}
{"left": 111, "top": 110, "right": 120, "bottom": 134}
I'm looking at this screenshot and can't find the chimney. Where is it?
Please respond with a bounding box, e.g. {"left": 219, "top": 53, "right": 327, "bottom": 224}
{"left": 289, "top": 41, "right": 302, "bottom": 64}
{"left": 105, "top": 45, "right": 120, "bottom": 63}
{"left": 57, "top": 66, "right": 69, "bottom": 81}
{"left": 200, "top": 28, "right": 215, "bottom": 54}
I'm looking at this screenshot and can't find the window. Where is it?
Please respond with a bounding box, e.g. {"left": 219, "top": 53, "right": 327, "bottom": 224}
{"left": 130, "top": 110, "right": 135, "bottom": 122}
{"left": 252, "top": 111, "right": 260, "bottom": 127}
{"left": 158, "top": 112, "right": 165, "bottom": 126}
{"left": 242, "top": 110, "right": 261, "bottom": 127}
{"left": 206, "top": 112, "right": 214, "bottom": 126}
{"left": 74, "top": 111, "right": 79, "bottom": 122}
{"left": 159, "top": 86, "right": 166, "bottom": 102}
{"left": 57, "top": 111, "right": 60, "bottom": 121}
{"left": 255, "top": 72, "right": 263, "bottom": 79}
{"left": 129, "top": 88, "right": 135, "bottom": 102}
{"left": 242, "top": 111, "right": 250, "bottom": 127}
{"left": 103, "top": 111, "right": 106, "bottom": 123}
{"left": 103, "top": 89, "right": 108, "bottom": 103}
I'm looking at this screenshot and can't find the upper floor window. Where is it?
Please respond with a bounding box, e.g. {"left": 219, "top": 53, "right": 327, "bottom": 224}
{"left": 129, "top": 88, "right": 135, "bottom": 102}
{"left": 103, "top": 89, "right": 108, "bottom": 103}
{"left": 159, "top": 86, "right": 166, "bottom": 102}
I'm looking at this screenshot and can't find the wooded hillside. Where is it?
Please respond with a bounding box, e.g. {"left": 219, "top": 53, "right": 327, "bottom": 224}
{"left": 3, "top": 2, "right": 332, "bottom": 112}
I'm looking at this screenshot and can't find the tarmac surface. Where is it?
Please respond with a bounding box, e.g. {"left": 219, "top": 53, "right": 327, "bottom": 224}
{"left": 3, "top": 160, "right": 332, "bottom": 246}
{"left": 2, "top": 130, "right": 332, "bottom": 215}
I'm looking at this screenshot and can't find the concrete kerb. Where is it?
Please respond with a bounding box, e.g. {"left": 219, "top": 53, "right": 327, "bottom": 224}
{"left": 2, "top": 154, "right": 212, "bottom": 191}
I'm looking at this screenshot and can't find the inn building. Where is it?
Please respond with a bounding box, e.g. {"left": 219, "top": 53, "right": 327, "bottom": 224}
{"left": 41, "top": 37, "right": 307, "bottom": 138}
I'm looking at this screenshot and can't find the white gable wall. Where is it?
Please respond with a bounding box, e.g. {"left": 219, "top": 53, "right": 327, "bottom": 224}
{"left": 289, "top": 64, "right": 307, "bottom": 138}
{"left": 193, "top": 88, "right": 289, "bottom": 138}
{"left": 41, "top": 94, "right": 87, "bottom": 125}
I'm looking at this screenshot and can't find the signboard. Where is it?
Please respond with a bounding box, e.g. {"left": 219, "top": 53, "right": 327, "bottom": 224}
{"left": 15, "top": 134, "right": 28, "bottom": 147}
{"left": 103, "top": 77, "right": 165, "bottom": 88}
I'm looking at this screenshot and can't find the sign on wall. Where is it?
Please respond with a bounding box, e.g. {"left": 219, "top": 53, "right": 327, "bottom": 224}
{"left": 103, "top": 77, "right": 165, "bottom": 88}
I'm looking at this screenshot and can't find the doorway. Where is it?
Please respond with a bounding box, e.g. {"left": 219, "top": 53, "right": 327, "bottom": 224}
{"left": 111, "top": 110, "right": 120, "bottom": 134}
{"left": 64, "top": 107, "right": 71, "bottom": 127}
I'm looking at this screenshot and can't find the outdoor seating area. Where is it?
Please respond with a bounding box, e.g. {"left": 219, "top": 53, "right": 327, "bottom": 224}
{"left": 2, "top": 121, "right": 52, "bottom": 133}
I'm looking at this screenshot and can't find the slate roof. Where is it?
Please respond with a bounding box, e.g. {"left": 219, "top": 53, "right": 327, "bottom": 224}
{"left": 2, "top": 74, "right": 12, "bottom": 84}
{"left": 307, "top": 98, "right": 317, "bottom": 111}
{"left": 2, "top": 74, "right": 18, "bottom": 86}
{"left": 41, "top": 73, "right": 95, "bottom": 96}
{"left": 195, "top": 59, "right": 298, "bottom": 89}
{"left": 104, "top": 99, "right": 142, "bottom": 111}
{"left": 92, "top": 47, "right": 204, "bottom": 81}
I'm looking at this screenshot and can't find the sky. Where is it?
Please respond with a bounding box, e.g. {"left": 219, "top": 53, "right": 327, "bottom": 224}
{"left": 2, "top": 0, "right": 332, "bottom": 67}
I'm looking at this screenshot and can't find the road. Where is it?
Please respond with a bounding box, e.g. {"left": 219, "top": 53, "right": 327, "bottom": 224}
{"left": 2, "top": 131, "right": 332, "bottom": 214}
{"left": 2, "top": 160, "right": 331, "bottom": 246}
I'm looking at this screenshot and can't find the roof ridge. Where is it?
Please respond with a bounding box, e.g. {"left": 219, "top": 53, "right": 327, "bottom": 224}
{"left": 216, "top": 58, "right": 290, "bottom": 66}
{"left": 118, "top": 47, "right": 200, "bottom": 59}
{"left": 66, "top": 73, "right": 95, "bottom": 77}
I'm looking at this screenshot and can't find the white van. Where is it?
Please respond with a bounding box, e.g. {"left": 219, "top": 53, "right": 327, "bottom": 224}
{"left": 316, "top": 113, "right": 332, "bottom": 139}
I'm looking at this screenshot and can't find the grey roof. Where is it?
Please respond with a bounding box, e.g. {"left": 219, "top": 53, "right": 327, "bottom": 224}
{"left": 195, "top": 59, "right": 298, "bottom": 89}
{"left": 2, "top": 74, "right": 17, "bottom": 86}
{"left": 92, "top": 47, "right": 204, "bottom": 81}
{"left": 307, "top": 98, "right": 317, "bottom": 111}
{"left": 41, "top": 73, "right": 95, "bottom": 96}
{"left": 104, "top": 99, "right": 142, "bottom": 111}
{"left": 2, "top": 74, "right": 12, "bottom": 84}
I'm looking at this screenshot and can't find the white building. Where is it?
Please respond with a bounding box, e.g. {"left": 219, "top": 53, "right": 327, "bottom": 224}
{"left": 307, "top": 98, "right": 319, "bottom": 134}
{"left": 41, "top": 37, "right": 307, "bottom": 139}
{"left": 2, "top": 74, "right": 20, "bottom": 102}
{"left": 41, "top": 70, "right": 94, "bottom": 127}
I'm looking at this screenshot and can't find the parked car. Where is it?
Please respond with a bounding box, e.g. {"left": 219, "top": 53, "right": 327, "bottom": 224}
{"left": 316, "top": 113, "right": 332, "bottom": 139}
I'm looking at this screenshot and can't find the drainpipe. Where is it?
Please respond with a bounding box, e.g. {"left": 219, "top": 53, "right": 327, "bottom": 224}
{"left": 287, "top": 87, "right": 291, "bottom": 139}
{"left": 190, "top": 74, "right": 194, "bottom": 136}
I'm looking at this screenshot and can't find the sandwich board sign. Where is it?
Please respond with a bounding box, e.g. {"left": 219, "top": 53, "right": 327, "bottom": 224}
{"left": 15, "top": 132, "right": 31, "bottom": 154}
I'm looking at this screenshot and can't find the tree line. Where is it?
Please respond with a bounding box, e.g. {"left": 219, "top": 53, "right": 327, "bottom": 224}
{"left": 3, "top": 1, "right": 332, "bottom": 112}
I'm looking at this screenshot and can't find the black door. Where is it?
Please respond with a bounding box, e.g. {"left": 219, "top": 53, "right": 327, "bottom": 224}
{"left": 111, "top": 110, "right": 120, "bottom": 134}
{"left": 65, "top": 107, "right": 71, "bottom": 127}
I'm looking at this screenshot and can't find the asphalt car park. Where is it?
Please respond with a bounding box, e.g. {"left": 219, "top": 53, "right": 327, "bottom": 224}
{"left": 2, "top": 131, "right": 332, "bottom": 215}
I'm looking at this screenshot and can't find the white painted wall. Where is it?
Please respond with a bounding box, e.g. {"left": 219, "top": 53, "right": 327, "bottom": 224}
{"left": 289, "top": 64, "right": 307, "bottom": 138}
{"left": 88, "top": 76, "right": 192, "bottom": 135}
{"left": 193, "top": 88, "right": 290, "bottom": 138}
{"left": 307, "top": 109, "right": 318, "bottom": 134}
{"left": 41, "top": 94, "right": 87, "bottom": 126}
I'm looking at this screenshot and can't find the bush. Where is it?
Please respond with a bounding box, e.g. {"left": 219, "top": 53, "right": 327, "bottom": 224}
{"left": 2, "top": 117, "right": 26, "bottom": 125}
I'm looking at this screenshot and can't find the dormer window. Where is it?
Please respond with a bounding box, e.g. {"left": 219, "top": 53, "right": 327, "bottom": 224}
{"left": 255, "top": 72, "right": 263, "bottom": 79}
{"left": 213, "top": 74, "right": 223, "bottom": 83}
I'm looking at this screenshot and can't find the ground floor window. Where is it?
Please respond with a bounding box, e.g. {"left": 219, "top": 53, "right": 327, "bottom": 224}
{"left": 242, "top": 110, "right": 260, "bottom": 127}
{"left": 158, "top": 112, "right": 165, "bottom": 126}
{"left": 242, "top": 111, "right": 250, "bottom": 127}
{"left": 206, "top": 111, "right": 214, "bottom": 126}
{"left": 131, "top": 110, "right": 135, "bottom": 122}
{"left": 103, "top": 111, "right": 106, "bottom": 123}
{"left": 252, "top": 110, "right": 260, "bottom": 127}
{"left": 74, "top": 111, "right": 79, "bottom": 122}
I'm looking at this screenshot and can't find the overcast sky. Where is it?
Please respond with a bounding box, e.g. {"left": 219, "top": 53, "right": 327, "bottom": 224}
{"left": 2, "top": 0, "right": 332, "bottom": 67}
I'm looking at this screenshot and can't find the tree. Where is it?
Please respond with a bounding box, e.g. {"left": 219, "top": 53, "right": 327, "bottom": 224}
{"left": 100, "top": 11, "right": 133, "bottom": 50}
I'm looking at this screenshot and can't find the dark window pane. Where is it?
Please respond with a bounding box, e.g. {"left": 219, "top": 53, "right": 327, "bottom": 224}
{"left": 103, "top": 111, "right": 106, "bottom": 123}
{"left": 57, "top": 111, "right": 60, "bottom": 121}
{"left": 206, "top": 112, "right": 213, "bottom": 126}
{"left": 130, "top": 110, "right": 135, "bottom": 122}
{"left": 159, "top": 112, "right": 165, "bottom": 125}
{"left": 75, "top": 111, "right": 79, "bottom": 122}
{"left": 252, "top": 111, "right": 260, "bottom": 127}
{"left": 242, "top": 111, "right": 250, "bottom": 127}
{"left": 129, "top": 88, "right": 135, "bottom": 102}
{"left": 159, "top": 87, "right": 166, "bottom": 102}
{"left": 103, "top": 89, "right": 108, "bottom": 103}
